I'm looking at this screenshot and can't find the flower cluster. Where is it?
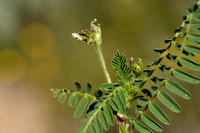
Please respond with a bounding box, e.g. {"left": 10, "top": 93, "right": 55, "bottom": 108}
{"left": 72, "top": 19, "right": 102, "bottom": 47}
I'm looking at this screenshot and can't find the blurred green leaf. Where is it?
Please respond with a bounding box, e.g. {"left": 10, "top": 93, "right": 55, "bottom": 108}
{"left": 58, "top": 92, "right": 67, "bottom": 103}
{"left": 68, "top": 94, "right": 78, "bottom": 107}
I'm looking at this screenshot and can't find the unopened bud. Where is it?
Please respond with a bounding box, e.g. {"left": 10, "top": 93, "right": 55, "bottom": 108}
{"left": 130, "top": 58, "right": 143, "bottom": 78}
{"left": 129, "top": 57, "right": 134, "bottom": 64}
{"left": 137, "top": 58, "right": 143, "bottom": 68}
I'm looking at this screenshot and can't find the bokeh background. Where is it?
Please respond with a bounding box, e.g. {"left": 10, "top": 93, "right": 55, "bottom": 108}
{"left": 0, "top": 0, "right": 199, "bottom": 133}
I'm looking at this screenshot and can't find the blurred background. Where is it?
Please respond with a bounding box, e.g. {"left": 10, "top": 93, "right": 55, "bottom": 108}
{"left": 0, "top": 0, "right": 199, "bottom": 133}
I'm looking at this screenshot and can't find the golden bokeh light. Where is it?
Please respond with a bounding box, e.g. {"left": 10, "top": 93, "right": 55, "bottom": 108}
{"left": 0, "top": 49, "right": 27, "bottom": 84}
{"left": 110, "top": 1, "right": 146, "bottom": 33}
{"left": 28, "top": 56, "right": 60, "bottom": 84}
{"left": 19, "top": 23, "right": 54, "bottom": 59}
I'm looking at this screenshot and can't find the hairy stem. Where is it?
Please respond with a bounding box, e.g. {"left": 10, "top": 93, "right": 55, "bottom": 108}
{"left": 95, "top": 46, "right": 112, "bottom": 83}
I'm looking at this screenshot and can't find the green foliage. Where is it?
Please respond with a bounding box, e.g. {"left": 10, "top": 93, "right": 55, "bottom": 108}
{"left": 127, "top": 1, "right": 200, "bottom": 132}
{"left": 51, "top": 1, "right": 200, "bottom": 133}
{"left": 51, "top": 81, "right": 127, "bottom": 133}
{"left": 112, "top": 51, "right": 132, "bottom": 85}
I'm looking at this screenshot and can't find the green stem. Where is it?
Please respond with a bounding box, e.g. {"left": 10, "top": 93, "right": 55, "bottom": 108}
{"left": 95, "top": 46, "right": 112, "bottom": 83}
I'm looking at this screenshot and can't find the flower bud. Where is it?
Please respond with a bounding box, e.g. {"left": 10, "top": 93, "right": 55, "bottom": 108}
{"left": 71, "top": 19, "right": 102, "bottom": 47}
{"left": 90, "top": 18, "right": 102, "bottom": 46}
{"left": 129, "top": 57, "right": 134, "bottom": 64}
{"left": 130, "top": 58, "right": 143, "bottom": 78}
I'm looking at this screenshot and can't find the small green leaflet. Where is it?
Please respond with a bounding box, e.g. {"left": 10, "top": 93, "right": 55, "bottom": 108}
{"left": 179, "top": 57, "right": 200, "bottom": 71}
{"left": 173, "top": 69, "right": 200, "bottom": 84}
{"left": 74, "top": 96, "right": 89, "bottom": 119}
{"left": 89, "top": 124, "right": 96, "bottom": 133}
{"left": 165, "top": 80, "right": 191, "bottom": 99}
{"left": 83, "top": 82, "right": 92, "bottom": 93}
{"left": 181, "top": 33, "right": 200, "bottom": 45}
{"left": 113, "top": 93, "right": 126, "bottom": 114}
{"left": 157, "top": 91, "right": 181, "bottom": 113}
{"left": 134, "top": 121, "right": 152, "bottom": 133}
{"left": 103, "top": 104, "right": 115, "bottom": 126}
{"left": 99, "top": 83, "right": 113, "bottom": 90}
{"left": 149, "top": 101, "right": 170, "bottom": 125}
{"left": 184, "top": 45, "right": 200, "bottom": 54}
{"left": 57, "top": 92, "right": 67, "bottom": 103}
{"left": 68, "top": 94, "right": 78, "bottom": 107}
{"left": 50, "top": 88, "right": 59, "bottom": 97}
{"left": 108, "top": 99, "right": 119, "bottom": 111}
{"left": 98, "top": 111, "right": 109, "bottom": 130}
{"left": 93, "top": 117, "right": 102, "bottom": 133}
{"left": 141, "top": 113, "right": 162, "bottom": 132}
